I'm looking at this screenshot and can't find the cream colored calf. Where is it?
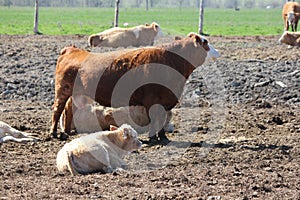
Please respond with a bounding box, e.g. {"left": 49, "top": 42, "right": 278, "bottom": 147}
{"left": 56, "top": 124, "right": 142, "bottom": 175}
{"left": 59, "top": 95, "right": 174, "bottom": 134}
{"left": 0, "top": 121, "right": 39, "bottom": 143}
{"left": 88, "top": 22, "right": 163, "bottom": 48}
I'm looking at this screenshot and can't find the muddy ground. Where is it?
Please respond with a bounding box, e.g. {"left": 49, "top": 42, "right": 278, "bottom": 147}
{"left": 0, "top": 34, "right": 299, "bottom": 199}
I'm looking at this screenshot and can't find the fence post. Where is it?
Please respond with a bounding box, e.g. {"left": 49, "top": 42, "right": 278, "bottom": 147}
{"left": 33, "top": 0, "right": 40, "bottom": 34}
{"left": 114, "top": 0, "right": 120, "bottom": 27}
{"left": 198, "top": 0, "right": 204, "bottom": 35}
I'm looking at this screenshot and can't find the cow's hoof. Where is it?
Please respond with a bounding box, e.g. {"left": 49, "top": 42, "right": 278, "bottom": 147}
{"left": 50, "top": 131, "right": 58, "bottom": 139}
{"left": 59, "top": 132, "right": 69, "bottom": 141}
{"left": 158, "top": 132, "right": 170, "bottom": 145}
{"left": 148, "top": 135, "right": 159, "bottom": 145}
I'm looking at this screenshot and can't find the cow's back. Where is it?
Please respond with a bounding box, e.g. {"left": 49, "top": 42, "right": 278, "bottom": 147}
{"left": 283, "top": 2, "right": 300, "bottom": 15}
{"left": 87, "top": 48, "right": 185, "bottom": 110}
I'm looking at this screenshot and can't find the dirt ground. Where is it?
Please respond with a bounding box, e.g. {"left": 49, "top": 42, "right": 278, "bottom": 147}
{"left": 0, "top": 34, "right": 299, "bottom": 199}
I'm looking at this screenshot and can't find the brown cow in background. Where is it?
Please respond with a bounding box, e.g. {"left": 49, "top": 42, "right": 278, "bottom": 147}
{"left": 282, "top": 2, "right": 300, "bottom": 32}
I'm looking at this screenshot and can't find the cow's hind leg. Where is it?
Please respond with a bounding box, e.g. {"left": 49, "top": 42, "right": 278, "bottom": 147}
{"left": 50, "top": 96, "right": 70, "bottom": 139}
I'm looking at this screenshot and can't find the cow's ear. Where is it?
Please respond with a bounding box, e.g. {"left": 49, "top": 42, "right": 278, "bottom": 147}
{"left": 187, "top": 32, "right": 196, "bottom": 38}
{"left": 174, "top": 36, "right": 182, "bottom": 40}
{"left": 192, "top": 34, "right": 202, "bottom": 47}
{"left": 145, "top": 23, "right": 150, "bottom": 26}
{"left": 110, "top": 125, "right": 118, "bottom": 131}
{"left": 295, "top": 12, "right": 300, "bottom": 17}
{"left": 187, "top": 32, "right": 201, "bottom": 46}
{"left": 151, "top": 23, "right": 159, "bottom": 31}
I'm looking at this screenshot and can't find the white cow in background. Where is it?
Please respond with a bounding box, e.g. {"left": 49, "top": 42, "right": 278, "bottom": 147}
{"left": 0, "top": 121, "right": 39, "bottom": 143}
{"left": 88, "top": 22, "right": 163, "bottom": 48}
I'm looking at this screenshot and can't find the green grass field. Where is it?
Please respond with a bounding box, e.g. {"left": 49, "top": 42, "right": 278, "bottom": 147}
{"left": 0, "top": 7, "right": 284, "bottom": 36}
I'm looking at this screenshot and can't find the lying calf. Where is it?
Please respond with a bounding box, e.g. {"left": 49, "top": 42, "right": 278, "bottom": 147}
{"left": 0, "top": 121, "right": 39, "bottom": 143}
{"left": 279, "top": 31, "right": 300, "bottom": 46}
{"left": 59, "top": 95, "right": 174, "bottom": 134}
{"left": 56, "top": 124, "right": 142, "bottom": 175}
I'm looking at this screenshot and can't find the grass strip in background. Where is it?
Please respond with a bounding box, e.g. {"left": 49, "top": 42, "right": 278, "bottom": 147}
{"left": 0, "top": 7, "right": 283, "bottom": 36}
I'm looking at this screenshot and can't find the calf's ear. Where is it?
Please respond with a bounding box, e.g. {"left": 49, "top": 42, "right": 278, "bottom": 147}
{"left": 174, "top": 36, "right": 182, "bottom": 40}
{"left": 110, "top": 125, "right": 118, "bottom": 131}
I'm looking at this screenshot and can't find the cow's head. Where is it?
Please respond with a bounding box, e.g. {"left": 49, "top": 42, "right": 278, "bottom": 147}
{"left": 151, "top": 22, "right": 164, "bottom": 37}
{"left": 287, "top": 11, "right": 296, "bottom": 25}
{"left": 187, "top": 32, "right": 220, "bottom": 62}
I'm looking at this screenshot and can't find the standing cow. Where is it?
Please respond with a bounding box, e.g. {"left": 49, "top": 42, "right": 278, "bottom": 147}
{"left": 282, "top": 2, "right": 300, "bottom": 32}
{"left": 50, "top": 32, "right": 219, "bottom": 142}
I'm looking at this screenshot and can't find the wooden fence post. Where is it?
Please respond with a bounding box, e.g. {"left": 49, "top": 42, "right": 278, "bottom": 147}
{"left": 114, "top": 0, "right": 120, "bottom": 27}
{"left": 33, "top": 0, "right": 40, "bottom": 34}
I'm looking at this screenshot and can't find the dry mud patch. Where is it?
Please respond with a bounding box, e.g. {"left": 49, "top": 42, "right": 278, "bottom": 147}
{"left": 0, "top": 34, "right": 299, "bottom": 199}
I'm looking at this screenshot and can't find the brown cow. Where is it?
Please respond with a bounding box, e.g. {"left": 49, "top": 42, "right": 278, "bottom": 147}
{"left": 50, "top": 32, "right": 219, "bottom": 142}
{"left": 282, "top": 2, "right": 300, "bottom": 32}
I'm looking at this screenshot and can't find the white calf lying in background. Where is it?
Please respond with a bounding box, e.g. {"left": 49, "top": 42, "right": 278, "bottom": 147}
{"left": 59, "top": 95, "right": 174, "bottom": 134}
{"left": 0, "top": 121, "right": 39, "bottom": 143}
{"left": 88, "top": 22, "right": 163, "bottom": 48}
{"left": 56, "top": 124, "right": 142, "bottom": 175}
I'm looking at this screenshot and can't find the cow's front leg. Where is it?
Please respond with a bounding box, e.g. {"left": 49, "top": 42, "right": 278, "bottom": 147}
{"left": 158, "top": 110, "right": 173, "bottom": 144}
{"left": 285, "top": 21, "right": 289, "bottom": 31}
{"left": 148, "top": 104, "right": 169, "bottom": 145}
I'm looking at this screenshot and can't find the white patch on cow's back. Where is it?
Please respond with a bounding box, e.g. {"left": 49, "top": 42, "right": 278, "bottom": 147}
{"left": 133, "top": 28, "right": 140, "bottom": 39}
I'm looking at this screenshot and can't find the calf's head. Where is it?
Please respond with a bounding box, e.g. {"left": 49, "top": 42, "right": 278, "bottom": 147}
{"left": 110, "top": 124, "right": 142, "bottom": 152}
